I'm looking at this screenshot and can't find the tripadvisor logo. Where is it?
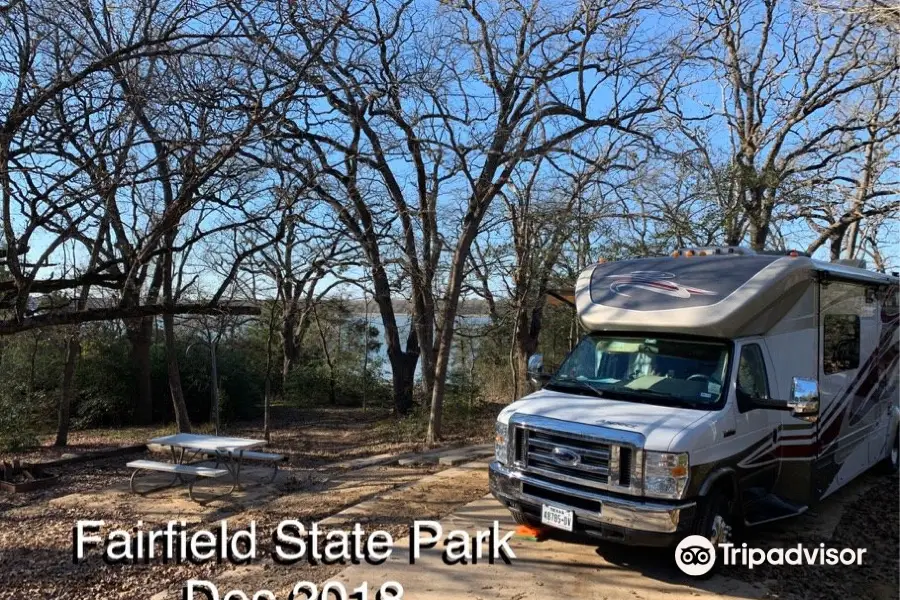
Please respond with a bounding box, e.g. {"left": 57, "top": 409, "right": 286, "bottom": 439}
{"left": 675, "top": 535, "right": 716, "bottom": 576}
{"left": 674, "top": 535, "right": 868, "bottom": 577}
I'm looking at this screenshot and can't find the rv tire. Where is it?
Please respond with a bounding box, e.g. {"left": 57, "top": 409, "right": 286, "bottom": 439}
{"left": 877, "top": 428, "right": 899, "bottom": 475}
{"left": 689, "top": 488, "right": 734, "bottom": 578}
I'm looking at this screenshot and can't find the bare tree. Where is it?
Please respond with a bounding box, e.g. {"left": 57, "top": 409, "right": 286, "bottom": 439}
{"left": 471, "top": 144, "right": 635, "bottom": 400}
{"left": 0, "top": 0, "right": 221, "bottom": 321}
{"left": 241, "top": 0, "right": 448, "bottom": 414}
{"left": 424, "top": 0, "right": 677, "bottom": 441}
{"left": 251, "top": 202, "right": 355, "bottom": 386}
{"left": 249, "top": 0, "right": 672, "bottom": 434}
{"left": 0, "top": 0, "right": 223, "bottom": 431}
{"left": 799, "top": 77, "right": 899, "bottom": 260}
{"left": 676, "top": 0, "right": 899, "bottom": 250}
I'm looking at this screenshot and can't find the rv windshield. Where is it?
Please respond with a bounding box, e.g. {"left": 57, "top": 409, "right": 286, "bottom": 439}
{"left": 546, "top": 335, "right": 730, "bottom": 409}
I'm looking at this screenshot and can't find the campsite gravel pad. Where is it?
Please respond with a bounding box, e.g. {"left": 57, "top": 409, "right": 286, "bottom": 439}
{"left": 0, "top": 459, "right": 489, "bottom": 600}
{"left": 0, "top": 456, "right": 896, "bottom": 600}
{"left": 147, "top": 463, "right": 491, "bottom": 599}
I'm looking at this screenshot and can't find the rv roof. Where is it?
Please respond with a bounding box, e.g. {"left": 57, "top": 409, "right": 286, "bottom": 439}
{"left": 575, "top": 253, "right": 897, "bottom": 338}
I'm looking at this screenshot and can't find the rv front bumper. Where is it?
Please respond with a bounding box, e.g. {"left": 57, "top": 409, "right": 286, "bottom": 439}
{"left": 489, "top": 461, "right": 695, "bottom": 547}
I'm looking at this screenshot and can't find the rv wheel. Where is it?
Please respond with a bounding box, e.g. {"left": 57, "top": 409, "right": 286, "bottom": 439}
{"left": 688, "top": 489, "right": 734, "bottom": 577}
{"left": 694, "top": 491, "right": 733, "bottom": 544}
{"left": 877, "top": 429, "right": 899, "bottom": 475}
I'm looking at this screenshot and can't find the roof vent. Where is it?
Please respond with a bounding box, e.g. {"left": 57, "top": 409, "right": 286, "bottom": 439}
{"left": 836, "top": 258, "right": 867, "bottom": 269}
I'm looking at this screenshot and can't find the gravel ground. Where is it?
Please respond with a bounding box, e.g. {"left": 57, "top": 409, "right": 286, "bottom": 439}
{"left": 1, "top": 406, "right": 896, "bottom": 600}
{"left": 0, "top": 459, "right": 490, "bottom": 600}
{"left": 729, "top": 471, "right": 899, "bottom": 600}
{"left": 0, "top": 406, "right": 500, "bottom": 600}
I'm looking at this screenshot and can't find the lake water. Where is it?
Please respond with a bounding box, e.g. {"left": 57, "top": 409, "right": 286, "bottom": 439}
{"left": 350, "top": 313, "right": 491, "bottom": 379}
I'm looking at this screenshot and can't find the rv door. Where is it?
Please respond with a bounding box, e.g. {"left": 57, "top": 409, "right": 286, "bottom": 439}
{"left": 731, "top": 340, "right": 782, "bottom": 507}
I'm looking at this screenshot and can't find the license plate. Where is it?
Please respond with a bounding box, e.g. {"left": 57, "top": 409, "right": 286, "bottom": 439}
{"left": 541, "top": 504, "right": 573, "bottom": 532}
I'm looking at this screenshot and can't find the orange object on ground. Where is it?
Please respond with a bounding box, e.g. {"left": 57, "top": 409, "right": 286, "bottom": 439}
{"left": 514, "top": 524, "right": 549, "bottom": 541}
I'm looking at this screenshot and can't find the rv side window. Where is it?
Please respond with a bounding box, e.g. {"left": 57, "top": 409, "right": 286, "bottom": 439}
{"left": 823, "top": 314, "right": 860, "bottom": 374}
{"left": 737, "top": 344, "right": 769, "bottom": 400}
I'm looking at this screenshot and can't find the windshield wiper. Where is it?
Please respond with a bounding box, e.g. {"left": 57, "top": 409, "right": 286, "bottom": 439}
{"left": 546, "top": 380, "right": 714, "bottom": 409}
{"left": 609, "top": 385, "right": 671, "bottom": 398}
{"left": 608, "top": 386, "right": 711, "bottom": 408}
{"left": 546, "top": 379, "right": 605, "bottom": 398}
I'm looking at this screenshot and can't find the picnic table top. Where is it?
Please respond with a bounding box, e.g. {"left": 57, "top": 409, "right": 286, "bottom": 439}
{"left": 149, "top": 433, "right": 266, "bottom": 452}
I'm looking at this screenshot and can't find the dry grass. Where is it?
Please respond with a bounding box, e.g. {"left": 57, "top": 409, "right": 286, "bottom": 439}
{"left": 1, "top": 401, "right": 504, "bottom": 466}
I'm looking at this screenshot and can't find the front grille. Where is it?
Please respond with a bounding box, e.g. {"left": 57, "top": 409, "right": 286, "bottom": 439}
{"left": 511, "top": 422, "right": 639, "bottom": 495}
{"left": 525, "top": 430, "right": 610, "bottom": 488}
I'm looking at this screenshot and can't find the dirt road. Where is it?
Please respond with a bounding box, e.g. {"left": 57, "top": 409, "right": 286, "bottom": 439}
{"left": 326, "top": 467, "right": 898, "bottom": 600}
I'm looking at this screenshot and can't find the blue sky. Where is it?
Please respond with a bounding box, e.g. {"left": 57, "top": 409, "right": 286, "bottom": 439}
{"left": 4, "top": 0, "right": 898, "bottom": 306}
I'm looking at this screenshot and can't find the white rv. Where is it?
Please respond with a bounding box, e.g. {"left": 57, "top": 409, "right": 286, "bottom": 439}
{"left": 490, "top": 247, "right": 899, "bottom": 546}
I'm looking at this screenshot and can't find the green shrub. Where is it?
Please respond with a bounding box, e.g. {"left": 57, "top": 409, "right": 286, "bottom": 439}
{"left": 73, "top": 332, "right": 135, "bottom": 428}
{"left": 0, "top": 387, "right": 41, "bottom": 452}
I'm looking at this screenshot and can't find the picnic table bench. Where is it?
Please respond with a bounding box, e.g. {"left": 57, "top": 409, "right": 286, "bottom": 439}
{"left": 208, "top": 450, "right": 285, "bottom": 482}
{"left": 127, "top": 433, "right": 281, "bottom": 501}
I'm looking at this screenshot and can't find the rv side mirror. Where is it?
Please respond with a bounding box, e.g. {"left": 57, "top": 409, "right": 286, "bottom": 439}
{"left": 527, "top": 353, "right": 550, "bottom": 385}
{"left": 788, "top": 377, "right": 819, "bottom": 422}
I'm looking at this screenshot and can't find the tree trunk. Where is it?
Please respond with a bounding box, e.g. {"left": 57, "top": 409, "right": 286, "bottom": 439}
{"left": 511, "top": 310, "right": 528, "bottom": 401}
{"left": 374, "top": 306, "right": 420, "bottom": 415}
{"left": 830, "top": 231, "right": 844, "bottom": 262}
{"left": 162, "top": 238, "right": 191, "bottom": 433}
{"left": 54, "top": 335, "right": 81, "bottom": 447}
{"left": 514, "top": 332, "right": 538, "bottom": 401}
{"left": 389, "top": 349, "right": 418, "bottom": 415}
{"left": 514, "top": 342, "right": 529, "bottom": 400}
{"left": 56, "top": 216, "right": 109, "bottom": 445}
{"left": 209, "top": 341, "right": 220, "bottom": 434}
{"left": 313, "top": 307, "right": 337, "bottom": 405}
{"left": 362, "top": 303, "right": 370, "bottom": 411}
{"left": 281, "top": 304, "right": 299, "bottom": 383}
{"left": 508, "top": 328, "right": 519, "bottom": 403}
{"left": 263, "top": 301, "right": 278, "bottom": 443}
{"left": 844, "top": 133, "right": 877, "bottom": 260}
{"left": 408, "top": 287, "right": 436, "bottom": 405}
{"left": 414, "top": 315, "right": 435, "bottom": 405}
{"left": 127, "top": 318, "right": 154, "bottom": 425}
{"left": 428, "top": 227, "right": 479, "bottom": 443}
{"left": 749, "top": 218, "right": 768, "bottom": 251}
{"left": 723, "top": 224, "right": 743, "bottom": 247}
{"left": 748, "top": 187, "right": 776, "bottom": 251}
{"left": 163, "top": 313, "right": 191, "bottom": 433}
{"left": 428, "top": 328, "right": 452, "bottom": 445}
{"left": 366, "top": 255, "right": 420, "bottom": 414}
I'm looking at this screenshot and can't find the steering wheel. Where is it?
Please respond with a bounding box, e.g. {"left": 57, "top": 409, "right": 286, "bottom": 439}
{"left": 687, "top": 374, "right": 710, "bottom": 381}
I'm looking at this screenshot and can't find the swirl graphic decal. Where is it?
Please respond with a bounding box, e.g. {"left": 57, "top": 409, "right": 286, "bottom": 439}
{"left": 606, "top": 271, "right": 717, "bottom": 299}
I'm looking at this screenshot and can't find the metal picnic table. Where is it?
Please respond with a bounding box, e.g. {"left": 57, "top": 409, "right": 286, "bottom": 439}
{"left": 127, "top": 433, "right": 268, "bottom": 501}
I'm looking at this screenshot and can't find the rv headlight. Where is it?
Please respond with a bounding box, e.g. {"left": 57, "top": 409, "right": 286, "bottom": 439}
{"left": 494, "top": 421, "right": 509, "bottom": 465}
{"left": 643, "top": 451, "right": 689, "bottom": 500}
